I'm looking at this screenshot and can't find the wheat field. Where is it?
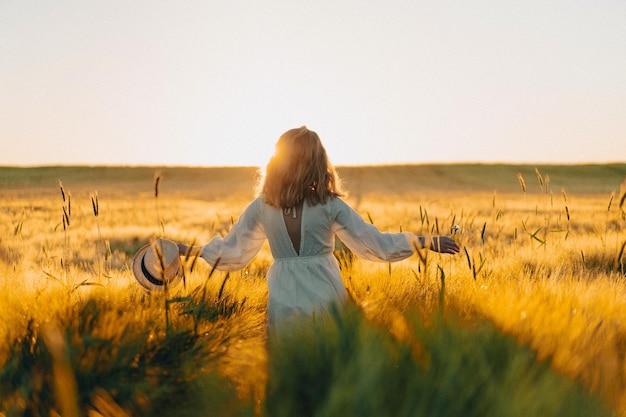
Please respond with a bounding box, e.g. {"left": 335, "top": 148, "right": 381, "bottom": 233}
{"left": 0, "top": 164, "right": 625, "bottom": 416}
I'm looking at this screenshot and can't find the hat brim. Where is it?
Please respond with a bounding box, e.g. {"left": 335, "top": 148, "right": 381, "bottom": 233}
{"left": 132, "top": 244, "right": 183, "bottom": 291}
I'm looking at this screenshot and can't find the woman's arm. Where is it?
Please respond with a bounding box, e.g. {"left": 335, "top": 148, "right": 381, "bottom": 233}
{"left": 177, "top": 198, "right": 267, "bottom": 271}
{"left": 332, "top": 198, "right": 459, "bottom": 262}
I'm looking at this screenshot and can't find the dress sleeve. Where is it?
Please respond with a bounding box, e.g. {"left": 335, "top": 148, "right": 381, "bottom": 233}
{"left": 331, "top": 198, "right": 417, "bottom": 262}
{"left": 200, "top": 198, "right": 267, "bottom": 271}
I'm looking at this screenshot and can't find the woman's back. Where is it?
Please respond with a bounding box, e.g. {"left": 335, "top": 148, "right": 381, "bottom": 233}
{"left": 263, "top": 198, "right": 335, "bottom": 259}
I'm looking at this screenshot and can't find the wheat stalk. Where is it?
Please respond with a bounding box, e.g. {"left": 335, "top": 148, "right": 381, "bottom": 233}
{"left": 154, "top": 171, "right": 165, "bottom": 236}
{"left": 59, "top": 180, "right": 71, "bottom": 280}
{"left": 615, "top": 241, "right": 626, "bottom": 273}
{"left": 91, "top": 191, "right": 111, "bottom": 279}
{"left": 562, "top": 189, "right": 570, "bottom": 221}
{"left": 535, "top": 168, "right": 545, "bottom": 193}
{"left": 41, "top": 325, "right": 80, "bottom": 417}
{"left": 517, "top": 172, "right": 527, "bottom": 194}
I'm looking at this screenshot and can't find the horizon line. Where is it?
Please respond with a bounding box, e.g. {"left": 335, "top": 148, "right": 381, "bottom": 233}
{"left": 1, "top": 160, "right": 626, "bottom": 169}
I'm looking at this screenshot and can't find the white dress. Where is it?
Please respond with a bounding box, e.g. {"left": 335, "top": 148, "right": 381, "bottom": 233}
{"left": 200, "top": 196, "right": 417, "bottom": 325}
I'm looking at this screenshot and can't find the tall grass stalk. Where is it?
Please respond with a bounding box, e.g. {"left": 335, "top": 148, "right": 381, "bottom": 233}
{"left": 41, "top": 325, "right": 80, "bottom": 417}
{"left": 59, "top": 180, "right": 71, "bottom": 281}
{"left": 154, "top": 171, "right": 164, "bottom": 236}
{"left": 91, "top": 191, "right": 111, "bottom": 280}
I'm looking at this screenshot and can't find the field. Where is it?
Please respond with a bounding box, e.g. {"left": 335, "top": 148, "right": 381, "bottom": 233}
{"left": 1, "top": 163, "right": 625, "bottom": 416}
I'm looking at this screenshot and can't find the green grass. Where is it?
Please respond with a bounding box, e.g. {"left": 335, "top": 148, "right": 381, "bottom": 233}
{"left": 265, "top": 304, "right": 610, "bottom": 417}
{"left": 0, "top": 293, "right": 256, "bottom": 417}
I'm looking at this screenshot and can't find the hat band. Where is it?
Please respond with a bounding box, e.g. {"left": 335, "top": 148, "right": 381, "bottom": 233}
{"left": 141, "top": 254, "right": 179, "bottom": 287}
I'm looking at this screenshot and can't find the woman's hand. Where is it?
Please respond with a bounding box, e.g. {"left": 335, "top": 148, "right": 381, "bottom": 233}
{"left": 431, "top": 236, "right": 460, "bottom": 254}
{"left": 177, "top": 242, "right": 189, "bottom": 256}
{"left": 178, "top": 243, "right": 204, "bottom": 258}
{"left": 418, "top": 236, "right": 460, "bottom": 254}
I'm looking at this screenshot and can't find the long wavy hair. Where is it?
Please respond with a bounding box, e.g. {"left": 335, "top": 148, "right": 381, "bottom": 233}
{"left": 258, "top": 126, "right": 345, "bottom": 208}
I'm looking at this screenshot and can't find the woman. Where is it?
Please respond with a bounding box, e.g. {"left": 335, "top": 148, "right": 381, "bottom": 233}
{"left": 177, "top": 126, "right": 459, "bottom": 327}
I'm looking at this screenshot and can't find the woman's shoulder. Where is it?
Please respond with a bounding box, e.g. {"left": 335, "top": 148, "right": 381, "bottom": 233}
{"left": 237, "top": 196, "right": 272, "bottom": 226}
{"left": 240, "top": 196, "right": 268, "bottom": 215}
{"left": 248, "top": 195, "right": 282, "bottom": 216}
{"left": 327, "top": 196, "right": 350, "bottom": 209}
{"left": 315, "top": 196, "right": 352, "bottom": 216}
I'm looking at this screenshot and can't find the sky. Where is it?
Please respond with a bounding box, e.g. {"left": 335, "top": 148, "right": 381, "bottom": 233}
{"left": 1, "top": 1, "right": 625, "bottom": 167}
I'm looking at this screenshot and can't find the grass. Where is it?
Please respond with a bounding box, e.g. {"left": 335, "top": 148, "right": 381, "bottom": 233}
{"left": 0, "top": 163, "right": 625, "bottom": 416}
{"left": 0, "top": 293, "right": 256, "bottom": 417}
{"left": 266, "top": 304, "right": 610, "bottom": 417}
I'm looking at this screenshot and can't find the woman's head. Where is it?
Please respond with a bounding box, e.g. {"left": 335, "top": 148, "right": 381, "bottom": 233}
{"left": 259, "top": 126, "right": 344, "bottom": 208}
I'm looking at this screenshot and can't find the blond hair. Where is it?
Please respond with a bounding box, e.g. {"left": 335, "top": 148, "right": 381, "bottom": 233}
{"left": 258, "top": 126, "right": 344, "bottom": 208}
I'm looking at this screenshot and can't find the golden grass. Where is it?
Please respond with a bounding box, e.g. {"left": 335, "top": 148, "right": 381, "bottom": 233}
{"left": 1, "top": 164, "right": 625, "bottom": 414}
{"left": 347, "top": 188, "right": 626, "bottom": 412}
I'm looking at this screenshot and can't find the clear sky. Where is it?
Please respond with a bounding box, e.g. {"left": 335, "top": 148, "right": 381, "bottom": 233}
{"left": 2, "top": 1, "right": 625, "bottom": 167}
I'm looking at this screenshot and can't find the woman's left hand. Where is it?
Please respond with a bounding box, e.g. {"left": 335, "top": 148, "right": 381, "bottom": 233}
{"left": 177, "top": 242, "right": 189, "bottom": 256}
{"left": 430, "top": 236, "right": 460, "bottom": 254}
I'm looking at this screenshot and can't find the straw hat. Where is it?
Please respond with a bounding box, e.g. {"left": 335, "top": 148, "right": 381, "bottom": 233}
{"left": 132, "top": 238, "right": 183, "bottom": 291}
